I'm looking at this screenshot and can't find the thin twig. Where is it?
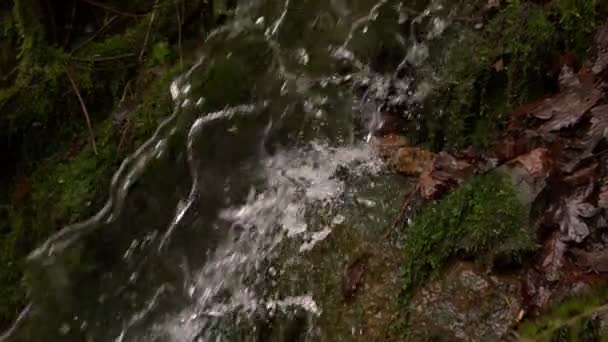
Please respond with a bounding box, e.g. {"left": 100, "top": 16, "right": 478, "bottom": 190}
{"left": 174, "top": 0, "right": 183, "bottom": 68}
{"left": 70, "top": 52, "right": 136, "bottom": 62}
{"left": 65, "top": 66, "right": 98, "bottom": 155}
{"left": 139, "top": 0, "right": 160, "bottom": 61}
{"left": 519, "top": 303, "right": 608, "bottom": 341}
{"left": 116, "top": 120, "right": 131, "bottom": 154}
{"left": 119, "top": 79, "right": 133, "bottom": 104}
{"left": 383, "top": 186, "right": 417, "bottom": 239}
{"left": 79, "top": 0, "right": 145, "bottom": 17}
{"left": 1, "top": 66, "right": 18, "bottom": 82}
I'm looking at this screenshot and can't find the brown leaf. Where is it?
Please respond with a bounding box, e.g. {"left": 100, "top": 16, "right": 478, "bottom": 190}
{"left": 391, "top": 146, "right": 436, "bottom": 176}
{"left": 592, "top": 24, "right": 608, "bottom": 76}
{"left": 416, "top": 152, "right": 473, "bottom": 199}
{"left": 343, "top": 253, "right": 370, "bottom": 301}
{"left": 599, "top": 185, "right": 608, "bottom": 209}
{"left": 541, "top": 231, "right": 568, "bottom": 282}
{"left": 417, "top": 171, "right": 447, "bottom": 199}
{"left": 486, "top": 0, "right": 500, "bottom": 9}
{"left": 577, "top": 66, "right": 595, "bottom": 89}
{"left": 533, "top": 86, "right": 602, "bottom": 132}
{"left": 583, "top": 105, "right": 608, "bottom": 153}
{"left": 570, "top": 248, "right": 608, "bottom": 273}
{"left": 511, "top": 148, "right": 553, "bottom": 177}
{"left": 552, "top": 184, "right": 598, "bottom": 242}
{"left": 563, "top": 163, "right": 598, "bottom": 186}
{"left": 558, "top": 65, "right": 580, "bottom": 91}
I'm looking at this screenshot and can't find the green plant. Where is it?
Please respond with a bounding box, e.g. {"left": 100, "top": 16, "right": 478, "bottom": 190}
{"left": 556, "top": 0, "right": 598, "bottom": 54}
{"left": 518, "top": 284, "right": 608, "bottom": 341}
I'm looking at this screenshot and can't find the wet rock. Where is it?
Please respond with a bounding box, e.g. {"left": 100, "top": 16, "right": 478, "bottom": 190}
{"left": 408, "top": 262, "right": 523, "bottom": 341}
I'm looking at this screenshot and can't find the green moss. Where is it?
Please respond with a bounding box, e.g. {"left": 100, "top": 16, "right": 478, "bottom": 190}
{"left": 416, "top": 0, "right": 556, "bottom": 149}
{"left": 0, "top": 59, "right": 184, "bottom": 323}
{"left": 414, "top": 0, "right": 605, "bottom": 150}
{"left": 401, "top": 171, "right": 534, "bottom": 297}
{"left": 518, "top": 284, "right": 608, "bottom": 341}
{"left": 555, "top": 0, "right": 599, "bottom": 55}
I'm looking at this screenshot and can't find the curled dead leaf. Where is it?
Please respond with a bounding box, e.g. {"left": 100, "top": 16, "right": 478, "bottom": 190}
{"left": 532, "top": 86, "right": 602, "bottom": 132}
{"left": 541, "top": 231, "right": 567, "bottom": 282}
{"left": 583, "top": 105, "right": 608, "bottom": 153}
{"left": 510, "top": 148, "right": 553, "bottom": 177}
{"left": 570, "top": 248, "right": 608, "bottom": 273}
{"left": 552, "top": 183, "right": 597, "bottom": 242}
{"left": 486, "top": 0, "right": 500, "bottom": 9}
{"left": 416, "top": 152, "right": 473, "bottom": 199}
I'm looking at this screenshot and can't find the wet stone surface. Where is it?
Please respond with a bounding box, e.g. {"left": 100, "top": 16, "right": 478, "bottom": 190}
{"left": 408, "top": 262, "right": 523, "bottom": 341}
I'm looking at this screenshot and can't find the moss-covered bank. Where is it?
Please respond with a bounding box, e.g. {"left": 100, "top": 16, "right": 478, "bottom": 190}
{"left": 410, "top": 0, "right": 608, "bottom": 150}
{"left": 0, "top": 0, "right": 235, "bottom": 329}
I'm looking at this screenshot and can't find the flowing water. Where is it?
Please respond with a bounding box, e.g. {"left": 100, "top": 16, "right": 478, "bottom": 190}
{"left": 2, "top": 0, "right": 459, "bottom": 340}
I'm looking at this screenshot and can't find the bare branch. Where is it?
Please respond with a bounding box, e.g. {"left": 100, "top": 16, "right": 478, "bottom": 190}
{"left": 65, "top": 66, "right": 98, "bottom": 155}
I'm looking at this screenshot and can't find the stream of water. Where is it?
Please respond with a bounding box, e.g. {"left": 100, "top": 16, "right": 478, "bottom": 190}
{"left": 2, "top": 0, "right": 456, "bottom": 340}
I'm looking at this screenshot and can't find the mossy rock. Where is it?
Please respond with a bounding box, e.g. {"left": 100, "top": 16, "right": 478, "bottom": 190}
{"left": 401, "top": 170, "right": 536, "bottom": 298}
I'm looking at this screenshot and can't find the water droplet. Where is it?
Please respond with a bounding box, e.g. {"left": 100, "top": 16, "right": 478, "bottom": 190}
{"left": 332, "top": 214, "right": 346, "bottom": 225}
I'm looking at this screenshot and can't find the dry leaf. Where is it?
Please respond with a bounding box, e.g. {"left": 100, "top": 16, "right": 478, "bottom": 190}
{"left": 558, "top": 65, "right": 580, "bottom": 90}
{"left": 571, "top": 248, "right": 608, "bottom": 273}
{"left": 487, "top": 0, "right": 501, "bottom": 9}
{"left": 416, "top": 152, "right": 473, "bottom": 199}
{"left": 533, "top": 86, "right": 602, "bottom": 132}
{"left": 541, "top": 231, "right": 567, "bottom": 282}
{"left": 583, "top": 105, "right": 608, "bottom": 153}
{"left": 592, "top": 24, "right": 608, "bottom": 75}
{"left": 599, "top": 186, "right": 608, "bottom": 209}
{"left": 511, "top": 148, "right": 552, "bottom": 177}
{"left": 392, "top": 146, "right": 436, "bottom": 175}
{"left": 343, "top": 254, "right": 370, "bottom": 301}
{"left": 552, "top": 184, "right": 598, "bottom": 242}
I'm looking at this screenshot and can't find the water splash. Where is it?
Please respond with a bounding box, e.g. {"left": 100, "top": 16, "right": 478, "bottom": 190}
{"left": 1, "top": 0, "right": 459, "bottom": 340}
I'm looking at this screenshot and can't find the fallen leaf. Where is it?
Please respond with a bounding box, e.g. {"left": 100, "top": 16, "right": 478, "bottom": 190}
{"left": 486, "top": 0, "right": 500, "bottom": 9}
{"left": 583, "top": 105, "right": 608, "bottom": 153}
{"left": 563, "top": 163, "right": 598, "bottom": 186}
{"left": 577, "top": 66, "right": 595, "bottom": 89}
{"left": 511, "top": 148, "right": 553, "bottom": 177}
{"left": 343, "top": 253, "right": 370, "bottom": 301}
{"left": 570, "top": 248, "right": 608, "bottom": 273}
{"left": 416, "top": 152, "right": 473, "bottom": 199}
{"left": 374, "top": 134, "right": 410, "bottom": 159}
{"left": 541, "top": 231, "right": 568, "bottom": 282}
{"left": 599, "top": 185, "right": 608, "bottom": 209}
{"left": 552, "top": 184, "right": 598, "bottom": 242}
{"left": 533, "top": 86, "right": 602, "bottom": 132}
{"left": 592, "top": 24, "right": 608, "bottom": 76}
{"left": 391, "top": 146, "right": 436, "bottom": 175}
{"left": 558, "top": 65, "right": 580, "bottom": 91}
